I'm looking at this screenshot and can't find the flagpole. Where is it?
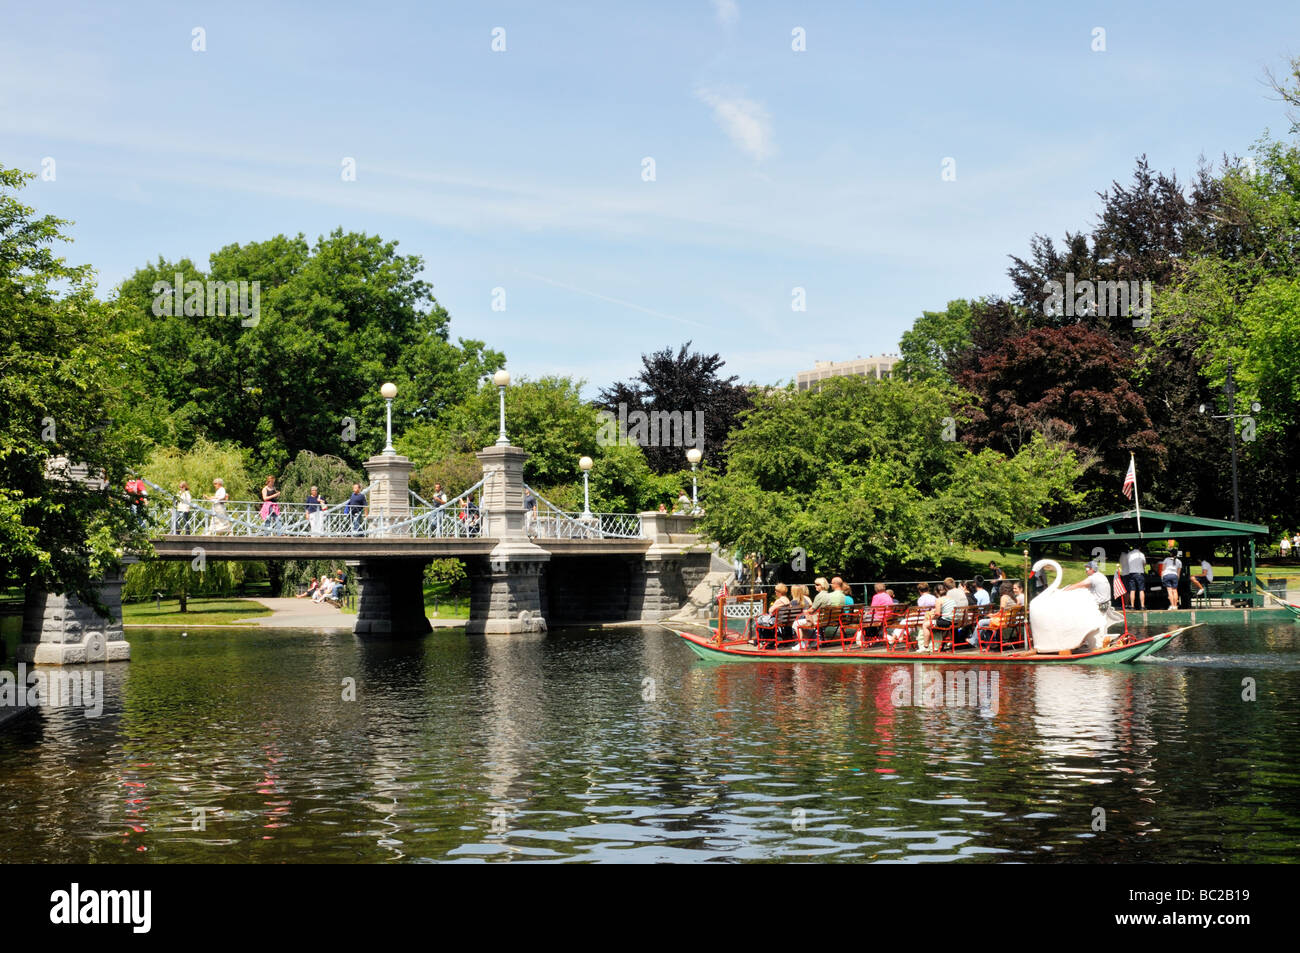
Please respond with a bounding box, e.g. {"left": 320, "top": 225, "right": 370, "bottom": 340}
{"left": 1131, "top": 453, "right": 1143, "bottom": 535}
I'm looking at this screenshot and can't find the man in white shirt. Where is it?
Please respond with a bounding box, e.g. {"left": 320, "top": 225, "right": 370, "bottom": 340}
{"left": 1193, "top": 557, "right": 1214, "bottom": 597}
{"left": 1065, "top": 562, "right": 1123, "bottom": 628}
{"left": 1159, "top": 551, "right": 1183, "bottom": 610}
{"left": 1121, "top": 545, "right": 1147, "bottom": 609}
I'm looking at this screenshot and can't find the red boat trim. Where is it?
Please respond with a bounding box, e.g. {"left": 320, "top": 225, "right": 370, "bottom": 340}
{"left": 675, "top": 627, "right": 1185, "bottom": 663}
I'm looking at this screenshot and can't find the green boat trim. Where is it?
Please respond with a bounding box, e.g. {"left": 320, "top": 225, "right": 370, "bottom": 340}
{"left": 673, "top": 625, "right": 1197, "bottom": 665}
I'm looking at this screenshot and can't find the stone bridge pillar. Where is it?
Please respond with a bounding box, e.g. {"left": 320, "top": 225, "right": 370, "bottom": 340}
{"left": 631, "top": 512, "right": 711, "bottom": 621}
{"left": 467, "top": 445, "right": 550, "bottom": 634}
{"left": 353, "top": 558, "right": 431, "bottom": 638}
{"left": 363, "top": 452, "right": 414, "bottom": 537}
{"left": 352, "top": 452, "right": 430, "bottom": 638}
{"left": 18, "top": 559, "right": 134, "bottom": 665}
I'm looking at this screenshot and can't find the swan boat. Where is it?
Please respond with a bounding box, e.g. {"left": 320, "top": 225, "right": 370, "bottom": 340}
{"left": 1257, "top": 586, "right": 1300, "bottom": 620}
{"left": 676, "top": 560, "right": 1196, "bottom": 665}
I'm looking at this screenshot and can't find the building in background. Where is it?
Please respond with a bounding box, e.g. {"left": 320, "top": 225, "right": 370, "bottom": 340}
{"left": 795, "top": 355, "right": 899, "bottom": 391}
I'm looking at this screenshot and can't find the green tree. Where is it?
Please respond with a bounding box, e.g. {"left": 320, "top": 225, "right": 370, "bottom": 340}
{"left": 896, "top": 299, "right": 975, "bottom": 381}
{"left": 399, "top": 376, "right": 598, "bottom": 485}
{"left": 113, "top": 230, "right": 502, "bottom": 470}
{"left": 597, "top": 342, "right": 751, "bottom": 474}
{"left": 935, "top": 435, "right": 1085, "bottom": 549}
{"left": 0, "top": 166, "right": 154, "bottom": 612}
{"left": 128, "top": 438, "right": 257, "bottom": 609}
{"left": 722, "top": 375, "right": 968, "bottom": 498}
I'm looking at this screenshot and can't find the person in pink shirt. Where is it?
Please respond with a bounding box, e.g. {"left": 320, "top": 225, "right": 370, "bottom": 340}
{"left": 870, "top": 582, "right": 893, "bottom": 608}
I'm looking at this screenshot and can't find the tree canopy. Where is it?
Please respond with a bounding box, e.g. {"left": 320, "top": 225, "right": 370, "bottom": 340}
{"left": 0, "top": 166, "right": 153, "bottom": 610}
{"left": 113, "top": 230, "right": 502, "bottom": 471}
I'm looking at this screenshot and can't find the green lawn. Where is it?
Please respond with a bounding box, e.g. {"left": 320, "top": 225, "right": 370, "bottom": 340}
{"left": 335, "top": 584, "right": 470, "bottom": 619}
{"left": 122, "top": 598, "right": 271, "bottom": 625}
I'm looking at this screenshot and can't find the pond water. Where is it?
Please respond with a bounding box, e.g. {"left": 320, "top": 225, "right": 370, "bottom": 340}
{"left": 1, "top": 619, "right": 1296, "bottom": 862}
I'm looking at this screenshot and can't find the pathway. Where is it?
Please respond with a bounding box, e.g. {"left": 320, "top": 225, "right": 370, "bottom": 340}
{"left": 236, "top": 597, "right": 466, "bottom": 629}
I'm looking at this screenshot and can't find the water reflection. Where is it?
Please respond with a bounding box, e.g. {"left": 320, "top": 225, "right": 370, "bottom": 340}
{"left": 0, "top": 619, "right": 1296, "bottom": 862}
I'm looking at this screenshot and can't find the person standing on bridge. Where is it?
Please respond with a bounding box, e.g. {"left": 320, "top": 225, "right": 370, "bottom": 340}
{"left": 523, "top": 488, "right": 537, "bottom": 537}
{"left": 176, "top": 482, "right": 192, "bottom": 534}
{"left": 125, "top": 476, "right": 148, "bottom": 526}
{"left": 306, "top": 486, "right": 324, "bottom": 535}
{"left": 260, "top": 475, "right": 282, "bottom": 534}
{"left": 208, "top": 479, "right": 230, "bottom": 534}
{"left": 346, "top": 483, "right": 367, "bottom": 536}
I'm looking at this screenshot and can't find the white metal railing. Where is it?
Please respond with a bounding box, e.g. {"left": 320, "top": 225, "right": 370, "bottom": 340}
{"left": 524, "top": 485, "right": 644, "bottom": 540}
{"left": 135, "top": 476, "right": 489, "bottom": 539}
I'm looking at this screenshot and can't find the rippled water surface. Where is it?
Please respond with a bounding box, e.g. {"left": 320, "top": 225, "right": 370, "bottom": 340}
{"left": 1, "top": 620, "right": 1297, "bottom": 862}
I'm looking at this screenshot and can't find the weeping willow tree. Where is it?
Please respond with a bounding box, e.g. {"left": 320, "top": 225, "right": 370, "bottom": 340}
{"left": 122, "top": 555, "right": 263, "bottom": 611}
{"left": 125, "top": 438, "right": 258, "bottom": 610}
{"left": 276, "top": 451, "right": 362, "bottom": 596}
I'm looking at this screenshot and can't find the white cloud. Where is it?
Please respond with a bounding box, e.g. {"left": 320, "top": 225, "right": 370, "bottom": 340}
{"left": 711, "top": 0, "right": 739, "bottom": 28}
{"left": 695, "top": 87, "right": 773, "bottom": 161}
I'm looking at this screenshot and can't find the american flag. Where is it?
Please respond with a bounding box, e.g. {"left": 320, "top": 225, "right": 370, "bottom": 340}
{"left": 1113, "top": 570, "right": 1127, "bottom": 598}
{"left": 1122, "top": 456, "right": 1136, "bottom": 500}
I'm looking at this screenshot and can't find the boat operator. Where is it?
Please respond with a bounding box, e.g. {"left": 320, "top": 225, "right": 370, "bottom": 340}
{"left": 1063, "top": 561, "right": 1124, "bottom": 628}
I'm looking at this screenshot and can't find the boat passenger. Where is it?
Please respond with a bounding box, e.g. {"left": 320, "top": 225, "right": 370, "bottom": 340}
{"left": 834, "top": 578, "right": 854, "bottom": 605}
{"left": 976, "top": 593, "right": 1014, "bottom": 633}
{"left": 946, "top": 577, "right": 969, "bottom": 607}
{"left": 916, "top": 583, "right": 957, "bottom": 652}
{"left": 790, "top": 584, "right": 812, "bottom": 612}
{"left": 793, "top": 577, "right": 841, "bottom": 646}
{"left": 971, "top": 577, "right": 990, "bottom": 607}
{"left": 1011, "top": 581, "right": 1025, "bottom": 605}
{"left": 915, "top": 582, "right": 937, "bottom": 609}
{"left": 788, "top": 584, "right": 814, "bottom": 648}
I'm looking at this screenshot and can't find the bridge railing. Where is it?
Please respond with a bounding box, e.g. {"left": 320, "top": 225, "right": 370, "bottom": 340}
{"left": 135, "top": 475, "right": 491, "bottom": 539}
{"left": 524, "top": 485, "right": 644, "bottom": 540}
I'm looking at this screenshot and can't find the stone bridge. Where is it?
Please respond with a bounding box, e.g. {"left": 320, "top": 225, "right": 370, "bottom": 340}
{"left": 18, "top": 444, "right": 716, "bottom": 665}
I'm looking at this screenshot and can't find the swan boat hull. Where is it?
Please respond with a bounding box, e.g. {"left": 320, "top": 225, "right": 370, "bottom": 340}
{"left": 675, "top": 626, "right": 1191, "bottom": 665}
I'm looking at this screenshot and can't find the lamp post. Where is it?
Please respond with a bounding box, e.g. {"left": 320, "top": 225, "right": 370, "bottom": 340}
{"left": 686, "top": 447, "right": 702, "bottom": 507}
{"left": 380, "top": 382, "right": 398, "bottom": 454}
{"left": 579, "top": 456, "right": 593, "bottom": 520}
{"left": 1198, "top": 357, "right": 1261, "bottom": 576}
{"left": 493, "top": 369, "right": 511, "bottom": 446}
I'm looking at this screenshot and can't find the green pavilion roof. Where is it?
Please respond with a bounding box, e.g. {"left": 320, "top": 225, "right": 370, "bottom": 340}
{"left": 1013, "top": 509, "right": 1270, "bottom": 546}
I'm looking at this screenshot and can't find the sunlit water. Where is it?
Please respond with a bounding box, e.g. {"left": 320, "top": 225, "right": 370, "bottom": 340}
{"left": 1, "top": 619, "right": 1297, "bottom": 862}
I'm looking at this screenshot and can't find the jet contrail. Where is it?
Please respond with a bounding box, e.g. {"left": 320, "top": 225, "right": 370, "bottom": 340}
{"left": 516, "top": 270, "right": 712, "bottom": 329}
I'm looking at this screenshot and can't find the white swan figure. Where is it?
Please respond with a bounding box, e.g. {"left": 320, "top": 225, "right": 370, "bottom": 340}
{"left": 1028, "top": 559, "right": 1116, "bottom": 653}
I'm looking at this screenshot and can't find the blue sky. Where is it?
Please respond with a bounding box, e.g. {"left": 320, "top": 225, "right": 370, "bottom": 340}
{"left": 3, "top": 0, "right": 1296, "bottom": 394}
